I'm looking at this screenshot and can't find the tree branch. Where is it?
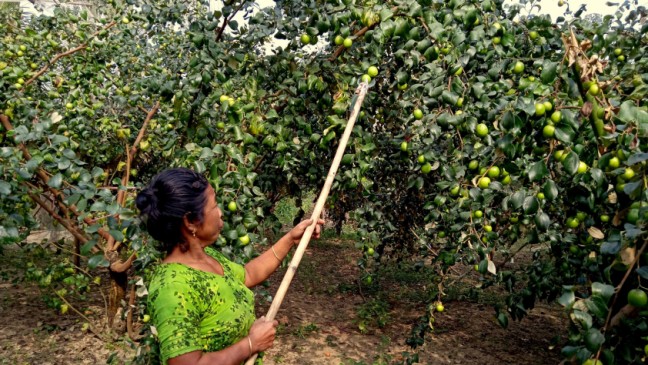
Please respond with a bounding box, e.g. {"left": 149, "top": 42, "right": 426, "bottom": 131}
{"left": 215, "top": 1, "right": 246, "bottom": 42}
{"left": 22, "top": 21, "right": 117, "bottom": 88}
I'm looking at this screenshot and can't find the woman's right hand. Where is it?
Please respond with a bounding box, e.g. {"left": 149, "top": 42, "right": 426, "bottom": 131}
{"left": 248, "top": 316, "right": 278, "bottom": 353}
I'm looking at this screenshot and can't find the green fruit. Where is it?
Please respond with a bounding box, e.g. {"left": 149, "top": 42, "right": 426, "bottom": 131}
{"left": 542, "top": 125, "right": 555, "bottom": 138}
{"left": 488, "top": 166, "right": 500, "bottom": 179}
{"left": 566, "top": 217, "right": 579, "bottom": 229}
{"left": 476, "top": 123, "right": 489, "bottom": 137}
{"left": 361, "top": 74, "right": 371, "bottom": 83}
{"left": 502, "top": 175, "right": 511, "bottom": 185}
{"left": 608, "top": 157, "right": 620, "bottom": 168}
{"left": 142, "top": 314, "right": 151, "bottom": 323}
{"left": 334, "top": 35, "right": 344, "bottom": 45}
{"left": 473, "top": 210, "right": 483, "bottom": 218}
{"left": 543, "top": 101, "right": 553, "bottom": 112}
{"left": 367, "top": 66, "right": 379, "bottom": 77}
{"left": 537, "top": 192, "right": 545, "bottom": 200}
{"left": 618, "top": 55, "right": 625, "bottom": 61}
{"left": 468, "top": 160, "right": 479, "bottom": 170}
{"left": 529, "top": 31, "right": 538, "bottom": 40}
{"left": 239, "top": 234, "right": 250, "bottom": 245}
{"left": 535, "top": 103, "right": 546, "bottom": 116}
{"left": 576, "top": 211, "right": 587, "bottom": 221}
{"left": 623, "top": 168, "right": 635, "bottom": 180}
{"left": 367, "top": 247, "right": 375, "bottom": 255}
{"left": 588, "top": 83, "right": 600, "bottom": 95}
{"left": 343, "top": 38, "right": 353, "bottom": 48}
{"left": 582, "top": 359, "right": 603, "bottom": 365}
{"left": 614, "top": 48, "right": 622, "bottom": 56}
{"left": 513, "top": 61, "right": 525, "bottom": 74}
{"left": 413, "top": 109, "right": 424, "bottom": 120}
{"left": 400, "top": 141, "right": 408, "bottom": 151}
{"left": 627, "top": 209, "right": 639, "bottom": 224}
{"left": 438, "top": 231, "right": 446, "bottom": 238}
{"left": 551, "top": 111, "right": 562, "bottom": 123}
{"left": 492, "top": 37, "right": 501, "bottom": 45}
{"left": 454, "top": 66, "right": 463, "bottom": 76}
{"left": 450, "top": 185, "right": 460, "bottom": 196}
{"left": 228, "top": 201, "right": 237, "bottom": 212}
{"left": 628, "top": 289, "right": 648, "bottom": 307}
{"left": 478, "top": 177, "right": 491, "bottom": 189}
{"left": 421, "top": 163, "right": 432, "bottom": 174}
{"left": 121, "top": 17, "right": 130, "bottom": 24}
{"left": 456, "top": 97, "right": 464, "bottom": 107}
{"left": 418, "top": 155, "right": 426, "bottom": 164}
{"left": 600, "top": 214, "right": 610, "bottom": 223}
{"left": 577, "top": 161, "right": 588, "bottom": 174}
{"left": 484, "top": 225, "right": 492, "bottom": 232}
{"left": 300, "top": 34, "right": 311, "bottom": 45}
{"left": 398, "top": 83, "right": 408, "bottom": 90}
{"left": 554, "top": 150, "right": 565, "bottom": 160}
{"left": 436, "top": 304, "right": 444, "bottom": 312}
{"left": 66, "top": 102, "right": 74, "bottom": 110}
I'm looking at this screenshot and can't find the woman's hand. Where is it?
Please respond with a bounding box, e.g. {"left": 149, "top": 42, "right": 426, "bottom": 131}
{"left": 289, "top": 219, "right": 325, "bottom": 245}
{"left": 248, "top": 316, "right": 279, "bottom": 353}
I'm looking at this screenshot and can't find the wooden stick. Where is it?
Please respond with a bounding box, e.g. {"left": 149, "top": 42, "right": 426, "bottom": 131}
{"left": 245, "top": 82, "right": 370, "bottom": 365}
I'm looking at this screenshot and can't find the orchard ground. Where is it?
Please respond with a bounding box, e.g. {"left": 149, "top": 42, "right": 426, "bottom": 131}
{"left": 0, "top": 231, "right": 566, "bottom": 365}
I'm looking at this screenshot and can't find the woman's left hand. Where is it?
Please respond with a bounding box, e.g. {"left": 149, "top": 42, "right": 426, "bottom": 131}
{"left": 290, "top": 219, "right": 325, "bottom": 245}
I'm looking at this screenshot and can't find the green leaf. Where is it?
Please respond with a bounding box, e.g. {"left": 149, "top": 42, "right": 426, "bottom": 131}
{"left": 543, "top": 180, "right": 558, "bottom": 200}
{"left": 591, "top": 282, "right": 614, "bottom": 302}
{"left": 109, "top": 229, "right": 124, "bottom": 242}
{"left": 585, "top": 297, "right": 608, "bottom": 320}
{"left": 540, "top": 61, "right": 557, "bottom": 84}
{"left": 554, "top": 124, "right": 575, "bottom": 143}
{"left": 535, "top": 212, "right": 550, "bottom": 231}
{"left": 379, "top": 8, "right": 393, "bottom": 21}
{"left": 510, "top": 191, "right": 526, "bottom": 210}
{"left": 523, "top": 196, "right": 539, "bottom": 214}
{"left": 636, "top": 266, "right": 648, "bottom": 280}
{"left": 0, "top": 180, "right": 11, "bottom": 195}
{"left": 88, "top": 254, "right": 110, "bottom": 269}
{"left": 583, "top": 328, "right": 605, "bottom": 350}
{"left": 48, "top": 173, "right": 63, "bottom": 189}
{"left": 562, "top": 152, "right": 580, "bottom": 175}
{"left": 617, "top": 100, "right": 648, "bottom": 126}
{"left": 528, "top": 161, "right": 548, "bottom": 182}
{"left": 557, "top": 290, "right": 575, "bottom": 307}
{"left": 570, "top": 309, "right": 593, "bottom": 330}
{"left": 627, "top": 152, "right": 648, "bottom": 166}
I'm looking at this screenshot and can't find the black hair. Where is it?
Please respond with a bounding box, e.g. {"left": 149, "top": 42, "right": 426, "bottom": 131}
{"left": 136, "top": 168, "right": 209, "bottom": 254}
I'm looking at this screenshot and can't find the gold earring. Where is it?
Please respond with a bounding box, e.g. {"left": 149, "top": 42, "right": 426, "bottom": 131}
{"left": 191, "top": 229, "right": 196, "bottom": 237}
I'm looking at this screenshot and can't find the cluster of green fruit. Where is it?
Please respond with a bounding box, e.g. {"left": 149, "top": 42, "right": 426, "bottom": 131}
{"left": 470, "top": 161, "right": 510, "bottom": 189}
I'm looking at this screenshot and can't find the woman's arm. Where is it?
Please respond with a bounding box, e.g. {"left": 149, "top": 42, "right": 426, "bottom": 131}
{"left": 244, "top": 219, "right": 324, "bottom": 288}
{"left": 168, "top": 317, "right": 277, "bottom": 365}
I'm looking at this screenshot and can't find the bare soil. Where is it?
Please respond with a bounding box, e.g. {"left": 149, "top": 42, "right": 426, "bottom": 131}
{"left": 0, "top": 237, "right": 567, "bottom": 365}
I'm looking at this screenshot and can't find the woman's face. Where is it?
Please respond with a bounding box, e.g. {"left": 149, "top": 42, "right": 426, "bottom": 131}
{"left": 197, "top": 185, "right": 224, "bottom": 244}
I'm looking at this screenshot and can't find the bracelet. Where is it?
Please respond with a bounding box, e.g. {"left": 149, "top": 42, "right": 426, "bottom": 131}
{"left": 271, "top": 246, "right": 282, "bottom": 262}
{"left": 247, "top": 336, "right": 253, "bottom": 356}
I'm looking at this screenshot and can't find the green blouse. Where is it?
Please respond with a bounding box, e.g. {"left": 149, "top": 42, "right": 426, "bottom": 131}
{"left": 148, "top": 247, "right": 256, "bottom": 364}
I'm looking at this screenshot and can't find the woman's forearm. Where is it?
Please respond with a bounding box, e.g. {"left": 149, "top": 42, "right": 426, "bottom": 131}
{"left": 168, "top": 337, "right": 253, "bottom": 365}
{"left": 244, "top": 232, "right": 294, "bottom": 287}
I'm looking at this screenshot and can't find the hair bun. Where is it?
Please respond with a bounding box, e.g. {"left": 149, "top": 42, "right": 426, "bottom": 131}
{"left": 136, "top": 188, "right": 159, "bottom": 221}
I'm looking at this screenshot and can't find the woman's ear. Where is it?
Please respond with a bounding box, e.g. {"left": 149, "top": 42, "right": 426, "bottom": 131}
{"left": 182, "top": 215, "right": 197, "bottom": 236}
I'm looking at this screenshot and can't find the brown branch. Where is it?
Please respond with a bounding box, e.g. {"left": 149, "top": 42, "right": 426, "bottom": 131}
{"left": 129, "top": 101, "right": 159, "bottom": 157}
{"left": 215, "top": 2, "right": 246, "bottom": 42}
{"left": 328, "top": 23, "right": 376, "bottom": 62}
{"left": 602, "top": 238, "right": 648, "bottom": 332}
{"left": 110, "top": 252, "right": 137, "bottom": 273}
{"left": 22, "top": 21, "right": 117, "bottom": 88}
{"left": 126, "top": 282, "right": 141, "bottom": 342}
{"left": 28, "top": 192, "right": 90, "bottom": 245}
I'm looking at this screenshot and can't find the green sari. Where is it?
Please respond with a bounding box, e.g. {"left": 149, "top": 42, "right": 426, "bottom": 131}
{"left": 148, "top": 247, "right": 257, "bottom": 364}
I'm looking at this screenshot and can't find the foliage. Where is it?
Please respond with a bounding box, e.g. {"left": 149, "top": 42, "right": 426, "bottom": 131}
{"left": 1, "top": 0, "right": 648, "bottom": 363}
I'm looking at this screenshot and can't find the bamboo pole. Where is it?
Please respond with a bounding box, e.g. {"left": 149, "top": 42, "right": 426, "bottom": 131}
{"left": 245, "top": 82, "right": 370, "bottom": 365}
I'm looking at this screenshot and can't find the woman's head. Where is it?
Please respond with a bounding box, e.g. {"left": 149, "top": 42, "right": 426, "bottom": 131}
{"left": 136, "top": 168, "right": 220, "bottom": 254}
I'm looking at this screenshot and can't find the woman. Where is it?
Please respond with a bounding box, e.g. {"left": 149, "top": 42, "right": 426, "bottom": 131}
{"left": 136, "top": 168, "right": 324, "bottom": 365}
